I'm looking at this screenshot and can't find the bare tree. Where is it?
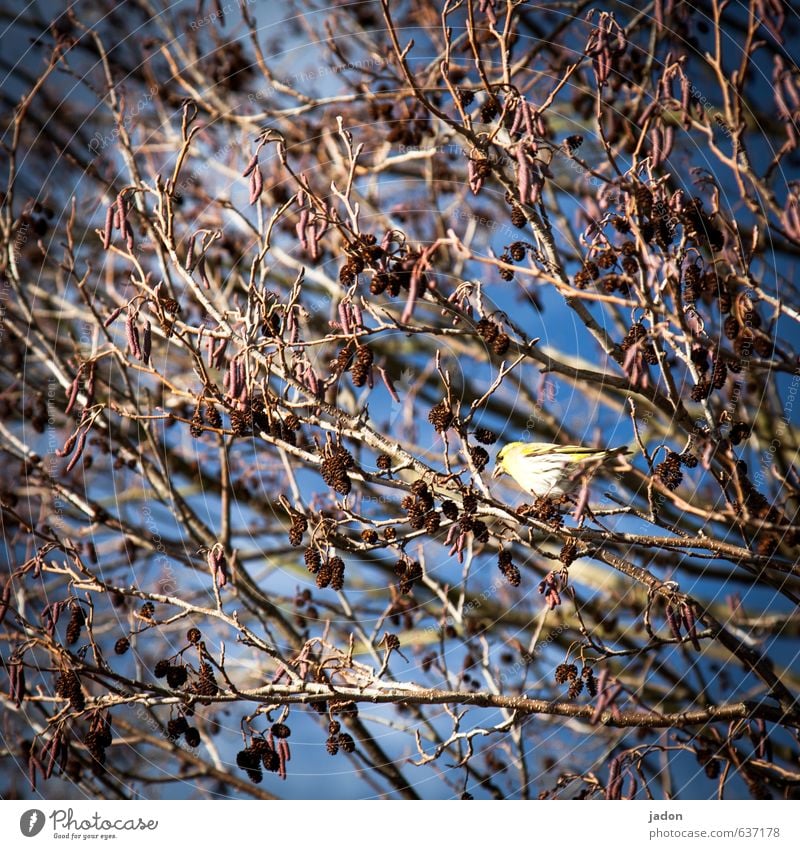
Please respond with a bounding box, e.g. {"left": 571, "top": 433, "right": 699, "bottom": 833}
{"left": 1, "top": 0, "right": 799, "bottom": 800}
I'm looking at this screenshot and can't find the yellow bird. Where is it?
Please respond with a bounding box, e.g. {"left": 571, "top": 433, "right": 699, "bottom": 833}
{"left": 492, "top": 441, "right": 630, "bottom": 498}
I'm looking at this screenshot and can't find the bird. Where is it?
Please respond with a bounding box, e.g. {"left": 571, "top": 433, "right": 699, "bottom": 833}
{"left": 492, "top": 441, "right": 630, "bottom": 499}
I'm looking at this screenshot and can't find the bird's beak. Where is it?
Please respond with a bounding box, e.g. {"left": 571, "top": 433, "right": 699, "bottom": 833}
{"left": 491, "top": 465, "right": 503, "bottom": 480}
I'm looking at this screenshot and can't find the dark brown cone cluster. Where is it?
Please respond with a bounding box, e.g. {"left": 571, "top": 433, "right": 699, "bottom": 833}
{"left": 55, "top": 669, "right": 85, "bottom": 711}
{"left": 193, "top": 662, "right": 218, "bottom": 697}
{"left": 554, "top": 662, "right": 576, "bottom": 683}
{"left": 235, "top": 747, "right": 263, "bottom": 783}
{"left": 457, "top": 88, "right": 474, "bottom": 106}
{"left": 510, "top": 205, "right": 526, "bottom": 228}
{"left": 395, "top": 558, "right": 423, "bottom": 595}
{"left": 568, "top": 677, "right": 583, "bottom": 700}
{"left": 599, "top": 272, "right": 629, "bottom": 295}
{"left": 65, "top": 605, "right": 85, "bottom": 646}
{"left": 154, "top": 659, "right": 170, "bottom": 678}
{"left": 729, "top": 421, "right": 751, "bottom": 446}
{"left": 677, "top": 197, "right": 723, "bottom": 251}
{"left": 440, "top": 499, "right": 458, "bottom": 520}
{"left": 366, "top": 244, "right": 425, "bottom": 298}
{"left": 474, "top": 428, "right": 497, "bottom": 445}
{"left": 158, "top": 295, "right": 180, "bottom": 317}
{"left": 329, "top": 556, "right": 345, "bottom": 591}
{"left": 621, "top": 323, "right": 658, "bottom": 365}
{"left": 316, "top": 559, "right": 331, "bottom": 588}
{"left": 497, "top": 550, "right": 521, "bottom": 586}
{"left": 236, "top": 736, "right": 280, "bottom": 783}
{"left": 456, "top": 488, "right": 489, "bottom": 542}
{"left": 480, "top": 99, "right": 499, "bottom": 123}
{"left": 304, "top": 546, "right": 321, "bottom": 573}
{"left": 572, "top": 268, "right": 589, "bottom": 288}
{"left": 508, "top": 241, "right": 528, "bottom": 262}
{"left": 634, "top": 184, "right": 653, "bottom": 219}
{"left": 229, "top": 407, "right": 252, "bottom": 436}
{"left": 527, "top": 497, "right": 565, "bottom": 529}
{"left": 554, "top": 663, "right": 582, "bottom": 700}
{"left": 326, "top": 732, "right": 355, "bottom": 755}
{"left": 369, "top": 271, "right": 401, "bottom": 297}
{"left": 376, "top": 453, "right": 392, "bottom": 470}
{"left": 654, "top": 451, "right": 683, "bottom": 490}
{"left": 190, "top": 403, "right": 204, "bottom": 438}
{"left": 475, "top": 317, "right": 510, "bottom": 355}
{"left": 469, "top": 445, "right": 489, "bottom": 472}
{"left": 205, "top": 402, "right": 222, "bottom": 429}
{"left": 458, "top": 512, "right": 488, "bottom": 543}
{"left": 184, "top": 727, "right": 201, "bottom": 747}
{"left": 339, "top": 256, "right": 364, "bottom": 287}
{"left": 254, "top": 404, "right": 298, "bottom": 446}
{"left": 691, "top": 377, "right": 712, "bottom": 401}
{"left": 428, "top": 400, "right": 453, "bottom": 432}
{"left": 256, "top": 736, "right": 282, "bottom": 772}
{"left": 319, "top": 441, "right": 355, "bottom": 495}
{"left": 498, "top": 251, "right": 514, "bottom": 281}
{"left": 597, "top": 248, "right": 617, "bottom": 269}
{"left": 84, "top": 713, "right": 113, "bottom": 767}
{"left": 334, "top": 341, "right": 355, "bottom": 374}
{"left": 360, "top": 528, "right": 378, "bottom": 544}
{"left": 403, "top": 479, "right": 437, "bottom": 530}
{"left": 156, "top": 662, "right": 188, "bottom": 689}
{"left": 351, "top": 345, "right": 373, "bottom": 387}
{"left": 114, "top": 637, "right": 130, "bottom": 655}
{"left": 187, "top": 627, "right": 201, "bottom": 644}
{"left": 289, "top": 513, "right": 307, "bottom": 547}
{"left": 167, "top": 716, "right": 189, "bottom": 740}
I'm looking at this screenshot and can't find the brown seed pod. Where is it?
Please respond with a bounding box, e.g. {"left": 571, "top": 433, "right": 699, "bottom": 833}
{"left": 476, "top": 318, "right": 499, "bottom": 343}
{"left": 428, "top": 401, "right": 454, "bottom": 432}
{"left": 440, "top": 500, "right": 459, "bottom": 520}
{"left": 510, "top": 206, "right": 526, "bottom": 228}
{"left": 474, "top": 428, "right": 497, "bottom": 445}
{"left": 654, "top": 451, "right": 683, "bottom": 490}
{"left": 304, "top": 547, "right": 321, "bottom": 574}
{"left": 469, "top": 445, "right": 489, "bottom": 471}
